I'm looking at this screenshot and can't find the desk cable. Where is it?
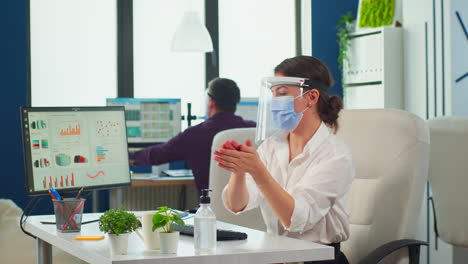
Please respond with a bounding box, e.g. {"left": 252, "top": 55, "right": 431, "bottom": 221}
{"left": 20, "top": 196, "right": 42, "bottom": 239}
{"left": 19, "top": 191, "right": 92, "bottom": 239}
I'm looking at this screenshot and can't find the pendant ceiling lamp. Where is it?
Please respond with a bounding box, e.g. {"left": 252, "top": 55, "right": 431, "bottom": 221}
{"left": 171, "top": 11, "right": 213, "bottom": 52}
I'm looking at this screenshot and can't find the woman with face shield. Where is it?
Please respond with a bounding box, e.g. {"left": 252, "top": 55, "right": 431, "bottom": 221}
{"left": 214, "top": 56, "right": 354, "bottom": 264}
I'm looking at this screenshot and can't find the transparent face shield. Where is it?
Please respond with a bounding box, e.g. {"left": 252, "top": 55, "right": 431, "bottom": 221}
{"left": 255, "top": 76, "right": 312, "bottom": 144}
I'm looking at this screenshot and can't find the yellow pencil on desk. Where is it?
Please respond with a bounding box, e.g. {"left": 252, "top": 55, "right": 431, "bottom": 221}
{"left": 75, "top": 235, "right": 104, "bottom": 241}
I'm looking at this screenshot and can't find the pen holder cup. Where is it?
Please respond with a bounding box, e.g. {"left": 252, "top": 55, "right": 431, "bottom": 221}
{"left": 53, "top": 198, "right": 85, "bottom": 233}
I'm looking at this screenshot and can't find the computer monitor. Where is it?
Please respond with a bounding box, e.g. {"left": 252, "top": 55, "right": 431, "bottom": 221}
{"left": 106, "top": 98, "right": 182, "bottom": 147}
{"left": 20, "top": 107, "right": 131, "bottom": 195}
{"left": 236, "top": 97, "right": 258, "bottom": 122}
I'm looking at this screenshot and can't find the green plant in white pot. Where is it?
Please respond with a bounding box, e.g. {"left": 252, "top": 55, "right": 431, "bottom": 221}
{"left": 99, "top": 206, "right": 139, "bottom": 255}
{"left": 152, "top": 206, "right": 185, "bottom": 254}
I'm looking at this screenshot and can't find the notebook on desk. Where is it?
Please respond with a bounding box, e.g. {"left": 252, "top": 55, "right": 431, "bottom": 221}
{"left": 130, "top": 173, "right": 160, "bottom": 181}
{"left": 173, "top": 224, "right": 247, "bottom": 241}
{"left": 162, "top": 169, "right": 193, "bottom": 177}
{"left": 131, "top": 176, "right": 161, "bottom": 181}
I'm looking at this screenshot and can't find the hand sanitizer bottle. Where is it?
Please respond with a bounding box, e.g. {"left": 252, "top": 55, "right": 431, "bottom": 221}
{"left": 194, "top": 189, "right": 216, "bottom": 253}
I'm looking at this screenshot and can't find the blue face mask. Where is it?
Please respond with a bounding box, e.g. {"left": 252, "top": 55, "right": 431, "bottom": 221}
{"left": 270, "top": 92, "right": 310, "bottom": 131}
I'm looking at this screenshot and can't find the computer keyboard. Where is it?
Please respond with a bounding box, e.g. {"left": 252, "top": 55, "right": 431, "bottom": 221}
{"left": 173, "top": 224, "right": 248, "bottom": 241}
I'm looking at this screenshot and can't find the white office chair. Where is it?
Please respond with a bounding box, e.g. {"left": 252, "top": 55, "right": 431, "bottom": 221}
{"left": 336, "top": 109, "right": 430, "bottom": 264}
{"left": 428, "top": 117, "right": 468, "bottom": 248}
{"left": 208, "top": 127, "right": 266, "bottom": 231}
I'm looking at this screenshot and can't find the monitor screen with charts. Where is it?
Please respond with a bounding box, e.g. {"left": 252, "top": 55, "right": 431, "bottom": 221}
{"left": 107, "top": 98, "right": 182, "bottom": 147}
{"left": 20, "top": 107, "right": 131, "bottom": 195}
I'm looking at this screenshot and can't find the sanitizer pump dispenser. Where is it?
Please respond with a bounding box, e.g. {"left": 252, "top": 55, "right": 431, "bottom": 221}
{"left": 194, "top": 189, "right": 216, "bottom": 253}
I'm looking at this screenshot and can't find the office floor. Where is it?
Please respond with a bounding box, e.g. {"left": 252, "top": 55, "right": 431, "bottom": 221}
{"left": 0, "top": 199, "right": 86, "bottom": 263}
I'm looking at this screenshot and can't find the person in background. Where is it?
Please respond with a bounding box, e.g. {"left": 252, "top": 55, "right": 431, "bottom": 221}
{"left": 214, "top": 56, "right": 354, "bottom": 264}
{"left": 130, "top": 78, "right": 256, "bottom": 197}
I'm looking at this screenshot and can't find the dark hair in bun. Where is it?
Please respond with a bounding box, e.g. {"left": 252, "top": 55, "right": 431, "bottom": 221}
{"left": 274, "top": 56, "right": 343, "bottom": 133}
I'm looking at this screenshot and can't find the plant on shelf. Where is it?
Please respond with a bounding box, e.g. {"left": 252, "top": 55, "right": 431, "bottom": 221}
{"left": 152, "top": 206, "right": 185, "bottom": 233}
{"left": 152, "top": 206, "right": 186, "bottom": 254}
{"left": 358, "top": 0, "right": 395, "bottom": 28}
{"left": 336, "top": 11, "right": 355, "bottom": 72}
{"left": 99, "top": 206, "right": 140, "bottom": 235}
{"left": 337, "top": 11, "right": 355, "bottom": 101}
{"left": 99, "top": 206, "right": 140, "bottom": 255}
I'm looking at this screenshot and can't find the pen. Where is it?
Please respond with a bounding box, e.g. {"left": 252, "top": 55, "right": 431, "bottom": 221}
{"left": 61, "top": 200, "right": 85, "bottom": 231}
{"left": 49, "top": 187, "right": 62, "bottom": 200}
{"left": 48, "top": 189, "right": 57, "bottom": 200}
{"left": 75, "top": 187, "right": 84, "bottom": 199}
{"left": 49, "top": 188, "right": 78, "bottom": 229}
{"left": 63, "top": 202, "right": 79, "bottom": 230}
{"left": 50, "top": 193, "right": 75, "bottom": 229}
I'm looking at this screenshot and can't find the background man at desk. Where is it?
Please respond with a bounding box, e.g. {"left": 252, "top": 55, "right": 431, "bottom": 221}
{"left": 130, "top": 78, "right": 256, "bottom": 196}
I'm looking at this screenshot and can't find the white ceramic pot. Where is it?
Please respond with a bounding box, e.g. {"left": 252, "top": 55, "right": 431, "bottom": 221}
{"left": 159, "top": 231, "right": 179, "bottom": 254}
{"left": 108, "top": 233, "right": 130, "bottom": 255}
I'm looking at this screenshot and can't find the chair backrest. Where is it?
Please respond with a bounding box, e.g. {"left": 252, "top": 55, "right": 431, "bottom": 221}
{"left": 428, "top": 117, "right": 468, "bottom": 248}
{"left": 336, "top": 109, "right": 430, "bottom": 264}
{"left": 208, "top": 127, "right": 266, "bottom": 231}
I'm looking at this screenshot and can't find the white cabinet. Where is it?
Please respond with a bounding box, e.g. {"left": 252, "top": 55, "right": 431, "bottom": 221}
{"left": 345, "top": 84, "right": 384, "bottom": 109}
{"left": 343, "top": 27, "right": 403, "bottom": 109}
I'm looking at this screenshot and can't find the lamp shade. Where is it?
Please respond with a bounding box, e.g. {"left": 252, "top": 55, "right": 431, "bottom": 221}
{"left": 171, "top": 11, "right": 213, "bottom": 52}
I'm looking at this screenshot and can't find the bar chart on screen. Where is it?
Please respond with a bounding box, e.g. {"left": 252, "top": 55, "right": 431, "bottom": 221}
{"left": 41, "top": 172, "right": 76, "bottom": 190}
{"left": 95, "top": 146, "right": 108, "bottom": 162}
{"left": 58, "top": 122, "right": 81, "bottom": 136}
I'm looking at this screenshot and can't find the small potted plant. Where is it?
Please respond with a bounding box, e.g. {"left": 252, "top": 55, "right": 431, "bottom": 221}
{"left": 99, "top": 206, "right": 140, "bottom": 255}
{"left": 152, "top": 206, "right": 185, "bottom": 254}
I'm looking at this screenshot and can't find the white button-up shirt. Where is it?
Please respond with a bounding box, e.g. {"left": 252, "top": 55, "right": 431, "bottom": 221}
{"left": 222, "top": 122, "right": 355, "bottom": 244}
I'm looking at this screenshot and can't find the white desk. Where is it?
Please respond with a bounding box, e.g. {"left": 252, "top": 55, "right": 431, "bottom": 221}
{"left": 25, "top": 213, "right": 334, "bottom": 264}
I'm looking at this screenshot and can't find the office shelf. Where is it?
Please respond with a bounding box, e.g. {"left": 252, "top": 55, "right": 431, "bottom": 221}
{"left": 343, "top": 27, "right": 403, "bottom": 110}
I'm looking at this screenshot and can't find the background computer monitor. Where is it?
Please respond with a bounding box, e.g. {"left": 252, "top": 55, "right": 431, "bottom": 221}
{"left": 236, "top": 97, "right": 259, "bottom": 122}
{"left": 107, "top": 98, "right": 182, "bottom": 147}
{"left": 20, "top": 107, "right": 131, "bottom": 195}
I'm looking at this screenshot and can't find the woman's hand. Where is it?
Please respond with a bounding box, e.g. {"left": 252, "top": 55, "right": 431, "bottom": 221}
{"left": 214, "top": 139, "right": 263, "bottom": 176}
{"left": 216, "top": 140, "right": 294, "bottom": 228}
